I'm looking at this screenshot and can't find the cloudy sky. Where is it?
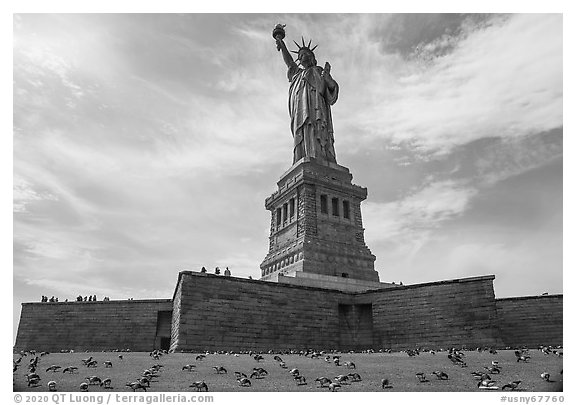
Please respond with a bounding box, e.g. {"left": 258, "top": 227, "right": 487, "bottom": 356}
{"left": 13, "top": 13, "right": 563, "bottom": 336}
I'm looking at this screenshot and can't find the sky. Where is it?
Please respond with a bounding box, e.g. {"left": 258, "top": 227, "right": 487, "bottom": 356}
{"left": 12, "top": 13, "right": 563, "bottom": 339}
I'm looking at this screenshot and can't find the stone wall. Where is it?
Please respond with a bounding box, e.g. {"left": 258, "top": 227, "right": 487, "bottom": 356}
{"left": 14, "top": 299, "right": 172, "bottom": 352}
{"left": 496, "top": 295, "right": 563, "bottom": 348}
{"left": 170, "top": 271, "right": 351, "bottom": 352}
{"left": 360, "top": 275, "right": 504, "bottom": 350}
{"left": 14, "top": 272, "right": 561, "bottom": 353}
{"left": 170, "top": 272, "right": 504, "bottom": 352}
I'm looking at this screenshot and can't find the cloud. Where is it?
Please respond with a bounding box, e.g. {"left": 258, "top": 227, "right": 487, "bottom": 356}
{"left": 13, "top": 176, "right": 58, "bottom": 213}
{"left": 364, "top": 180, "right": 477, "bottom": 245}
{"left": 472, "top": 130, "right": 563, "bottom": 186}
{"left": 339, "top": 14, "right": 562, "bottom": 155}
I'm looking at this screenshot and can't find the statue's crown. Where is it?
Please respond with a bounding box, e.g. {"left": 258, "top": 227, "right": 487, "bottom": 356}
{"left": 290, "top": 36, "right": 318, "bottom": 56}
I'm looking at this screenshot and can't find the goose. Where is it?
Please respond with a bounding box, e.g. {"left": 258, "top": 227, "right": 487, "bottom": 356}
{"left": 189, "top": 381, "right": 208, "bottom": 392}
{"left": 328, "top": 382, "right": 341, "bottom": 392}
{"left": 182, "top": 364, "right": 196, "bottom": 372}
{"left": 81, "top": 356, "right": 93, "bottom": 365}
{"left": 62, "top": 366, "right": 78, "bottom": 373}
{"left": 290, "top": 368, "right": 300, "bottom": 376}
{"left": 234, "top": 371, "right": 248, "bottom": 379}
{"left": 344, "top": 361, "right": 356, "bottom": 369}
{"left": 126, "top": 381, "right": 147, "bottom": 392}
{"left": 102, "top": 378, "right": 112, "bottom": 389}
{"left": 27, "top": 375, "right": 41, "bottom": 387}
{"left": 273, "top": 355, "right": 283, "bottom": 362}
{"left": 104, "top": 361, "right": 113, "bottom": 368}
{"left": 250, "top": 369, "right": 266, "bottom": 379}
{"left": 416, "top": 372, "right": 429, "bottom": 383}
{"left": 347, "top": 373, "right": 362, "bottom": 382}
{"left": 138, "top": 377, "right": 151, "bottom": 387}
{"left": 279, "top": 361, "right": 287, "bottom": 369}
{"left": 541, "top": 372, "right": 551, "bottom": 382}
{"left": 334, "top": 374, "right": 349, "bottom": 384}
{"left": 238, "top": 377, "right": 251, "bottom": 387}
{"left": 47, "top": 381, "right": 57, "bottom": 391}
{"left": 195, "top": 355, "right": 206, "bottom": 361}
{"left": 79, "top": 382, "right": 89, "bottom": 391}
{"left": 381, "top": 378, "right": 393, "bottom": 389}
{"left": 502, "top": 381, "right": 522, "bottom": 391}
{"left": 432, "top": 371, "right": 449, "bottom": 380}
{"left": 315, "top": 377, "right": 332, "bottom": 387}
{"left": 294, "top": 375, "right": 307, "bottom": 385}
{"left": 213, "top": 366, "right": 227, "bottom": 374}
{"left": 253, "top": 367, "right": 268, "bottom": 375}
{"left": 46, "top": 365, "right": 61, "bottom": 372}
{"left": 86, "top": 360, "right": 98, "bottom": 368}
{"left": 478, "top": 379, "right": 498, "bottom": 390}
{"left": 86, "top": 376, "right": 103, "bottom": 386}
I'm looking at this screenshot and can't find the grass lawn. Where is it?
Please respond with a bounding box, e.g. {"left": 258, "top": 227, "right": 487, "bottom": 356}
{"left": 13, "top": 349, "right": 562, "bottom": 392}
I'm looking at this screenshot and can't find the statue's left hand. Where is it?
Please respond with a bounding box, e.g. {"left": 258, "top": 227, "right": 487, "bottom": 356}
{"left": 323, "top": 62, "right": 331, "bottom": 76}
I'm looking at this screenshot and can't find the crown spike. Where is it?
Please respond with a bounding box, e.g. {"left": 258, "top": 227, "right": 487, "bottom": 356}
{"left": 293, "top": 40, "right": 301, "bottom": 49}
{"left": 310, "top": 45, "right": 318, "bottom": 52}
{"left": 290, "top": 50, "right": 299, "bottom": 54}
{"left": 301, "top": 36, "right": 306, "bottom": 47}
{"left": 308, "top": 39, "right": 312, "bottom": 48}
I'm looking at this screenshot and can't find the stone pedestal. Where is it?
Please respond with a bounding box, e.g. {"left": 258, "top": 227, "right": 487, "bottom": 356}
{"left": 260, "top": 157, "right": 379, "bottom": 283}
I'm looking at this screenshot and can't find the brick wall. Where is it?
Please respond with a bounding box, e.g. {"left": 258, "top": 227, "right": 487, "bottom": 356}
{"left": 15, "top": 273, "right": 560, "bottom": 353}
{"left": 496, "top": 295, "right": 563, "bottom": 348}
{"left": 361, "top": 276, "right": 504, "bottom": 350}
{"left": 170, "top": 272, "right": 504, "bottom": 352}
{"left": 14, "top": 299, "right": 172, "bottom": 352}
{"left": 171, "top": 272, "right": 351, "bottom": 352}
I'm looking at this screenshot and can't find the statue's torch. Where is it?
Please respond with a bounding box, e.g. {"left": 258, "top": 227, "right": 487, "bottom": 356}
{"left": 272, "top": 24, "right": 286, "bottom": 51}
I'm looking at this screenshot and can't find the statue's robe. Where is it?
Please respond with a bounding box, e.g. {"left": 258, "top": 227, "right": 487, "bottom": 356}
{"left": 287, "top": 63, "right": 339, "bottom": 164}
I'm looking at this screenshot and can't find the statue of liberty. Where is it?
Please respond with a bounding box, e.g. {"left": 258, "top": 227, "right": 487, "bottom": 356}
{"left": 273, "top": 24, "right": 339, "bottom": 164}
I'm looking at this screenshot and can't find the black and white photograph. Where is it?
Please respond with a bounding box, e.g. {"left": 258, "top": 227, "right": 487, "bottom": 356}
{"left": 11, "top": 9, "right": 565, "bottom": 401}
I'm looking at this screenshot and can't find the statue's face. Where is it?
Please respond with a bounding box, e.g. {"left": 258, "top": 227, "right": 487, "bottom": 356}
{"left": 299, "top": 49, "right": 315, "bottom": 68}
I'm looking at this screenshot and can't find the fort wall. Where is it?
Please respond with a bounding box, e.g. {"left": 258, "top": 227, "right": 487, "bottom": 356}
{"left": 496, "top": 295, "right": 563, "bottom": 348}
{"left": 14, "top": 273, "right": 562, "bottom": 352}
{"left": 14, "top": 299, "right": 172, "bottom": 352}
{"left": 170, "top": 272, "right": 351, "bottom": 352}
{"left": 360, "top": 275, "right": 503, "bottom": 350}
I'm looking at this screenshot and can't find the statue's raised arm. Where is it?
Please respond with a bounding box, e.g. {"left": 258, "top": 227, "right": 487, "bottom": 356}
{"left": 272, "top": 24, "right": 339, "bottom": 165}
{"left": 273, "top": 24, "right": 295, "bottom": 68}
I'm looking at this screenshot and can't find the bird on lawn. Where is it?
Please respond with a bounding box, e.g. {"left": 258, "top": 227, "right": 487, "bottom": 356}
{"left": 348, "top": 373, "right": 362, "bottom": 382}
{"left": 416, "top": 372, "right": 429, "bottom": 383}
{"left": 381, "top": 378, "right": 393, "bottom": 389}
{"left": 432, "top": 371, "right": 449, "bottom": 380}
{"left": 316, "top": 377, "right": 332, "bottom": 387}
{"left": 294, "top": 375, "right": 307, "bottom": 385}
{"left": 502, "top": 381, "right": 522, "bottom": 391}
{"left": 213, "top": 366, "right": 227, "bottom": 374}
{"left": 189, "top": 381, "right": 209, "bottom": 392}
{"left": 478, "top": 379, "right": 498, "bottom": 390}
{"left": 328, "top": 382, "right": 341, "bottom": 392}
{"left": 238, "top": 377, "right": 251, "bottom": 387}
{"left": 541, "top": 372, "right": 552, "bottom": 382}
